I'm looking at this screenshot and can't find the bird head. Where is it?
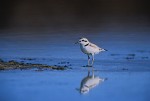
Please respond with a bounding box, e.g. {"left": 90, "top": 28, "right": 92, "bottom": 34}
{"left": 75, "top": 38, "right": 89, "bottom": 45}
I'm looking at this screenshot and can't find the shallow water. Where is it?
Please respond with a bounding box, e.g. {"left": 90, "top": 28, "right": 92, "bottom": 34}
{"left": 0, "top": 31, "right": 150, "bottom": 60}
{"left": 0, "top": 69, "right": 150, "bottom": 101}
{"left": 0, "top": 31, "right": 150, "bottom": 101}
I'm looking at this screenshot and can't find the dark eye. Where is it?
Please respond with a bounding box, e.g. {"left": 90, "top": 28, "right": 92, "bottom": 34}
{"left": 82, "top": 40, "right": 84, "bottom": 41}
{"left": 84, "top": 40, "right": 87, "bottom": 42}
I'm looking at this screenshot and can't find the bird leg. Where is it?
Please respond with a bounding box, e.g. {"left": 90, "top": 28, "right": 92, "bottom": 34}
{"left": 91, "top": 54, "right": 94, "bottom": 66}
{"left": 87, "top": 55, "right": 90, "bottom": 67}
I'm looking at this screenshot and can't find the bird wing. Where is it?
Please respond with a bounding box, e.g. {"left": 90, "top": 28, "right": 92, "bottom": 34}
{"left": 90, "top": 42, "right": 107, "bottom": 51}
{"left": 89, "top": 43, "right": 100, "bottom": 49}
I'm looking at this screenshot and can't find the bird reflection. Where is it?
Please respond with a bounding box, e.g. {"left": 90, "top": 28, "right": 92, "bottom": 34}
{"left": 77, "top": 67, "right": 105, "bottom": 94}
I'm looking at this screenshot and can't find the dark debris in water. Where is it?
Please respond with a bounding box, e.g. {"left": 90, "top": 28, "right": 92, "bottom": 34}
{"left": 0, "top": 59, "right": 71, "bottom": 71}
{"left": 20, "top": 58, "right": 36, "bottom": 61}
{"left": 122, "top": 68, "right": 128, "bottom": 71}
{"left": 127, "top": 54, "right": 135, "bottom": 57}
{"left": 110, "top": 54, "right": 120, "bottom": 56}
{"left": 141, "top": 56, "right": 149, "bottom": 60}
{"left": 58, "top": 61, "right": 70, "bottom": 65}
{"left": 137, "top": 50, "right": 146, "bottom": 53}
{"left": 125, "top": 57, "right": 135, "bottom": 60}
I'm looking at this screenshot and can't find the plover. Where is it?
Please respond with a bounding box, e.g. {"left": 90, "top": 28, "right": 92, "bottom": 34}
{"left": 76, "top": 38, "right": 107, "bottom": 66}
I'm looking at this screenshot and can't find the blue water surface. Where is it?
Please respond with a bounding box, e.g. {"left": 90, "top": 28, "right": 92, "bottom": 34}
{"left": 0, "top": 30, "right": 150, "bottom": 101}
{"left": 0, "top": 69, "right": 150, "bottom": 101}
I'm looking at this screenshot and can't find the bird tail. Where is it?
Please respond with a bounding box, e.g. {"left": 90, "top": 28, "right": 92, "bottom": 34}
{"left": 100, "top": 48, "right": 108, "bottom": 52}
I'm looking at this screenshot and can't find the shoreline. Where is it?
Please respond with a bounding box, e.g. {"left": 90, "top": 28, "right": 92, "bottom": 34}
{"left": 0, "top": 58, "right": 71, "bottom": 71}
{"left": 1, "top": 57, "right": 150, "bottom": 72}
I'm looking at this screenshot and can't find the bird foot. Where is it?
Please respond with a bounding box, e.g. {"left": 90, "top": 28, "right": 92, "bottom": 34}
{"left": 86, "top": 65, "right": 93, "bottom": 67}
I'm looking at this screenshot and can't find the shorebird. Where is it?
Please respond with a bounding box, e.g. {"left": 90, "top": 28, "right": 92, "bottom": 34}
{"left": 76, "top": 38, "right": 107, "bottom": 66}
